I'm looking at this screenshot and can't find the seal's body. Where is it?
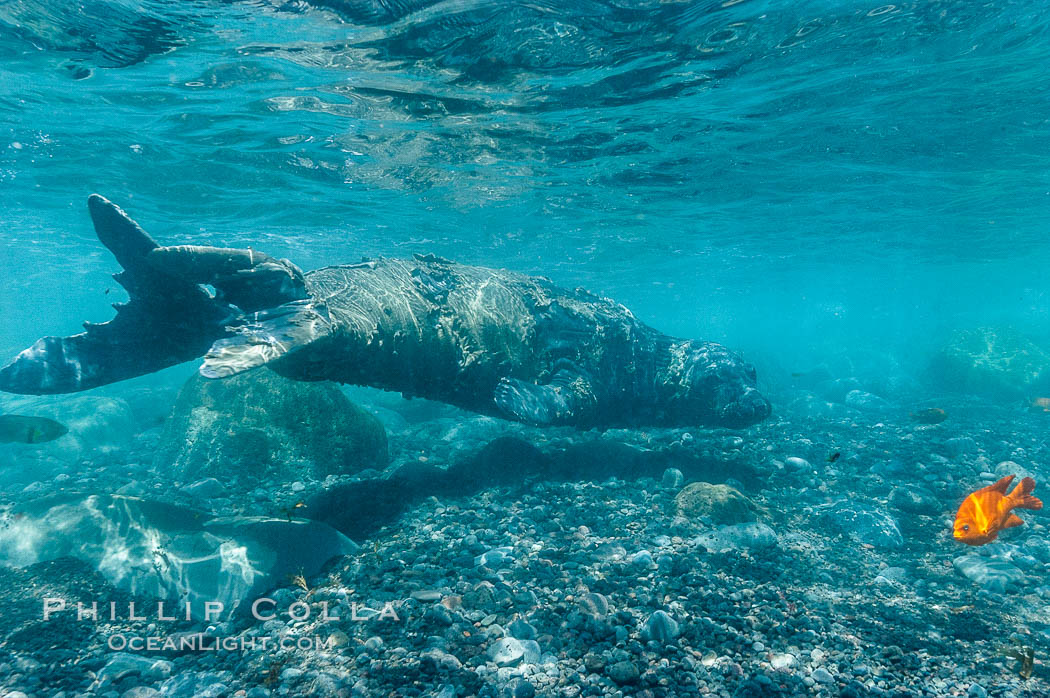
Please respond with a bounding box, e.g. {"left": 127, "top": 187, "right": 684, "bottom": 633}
{"left": 0, "top": 196, "right": 770, "bottom": 429}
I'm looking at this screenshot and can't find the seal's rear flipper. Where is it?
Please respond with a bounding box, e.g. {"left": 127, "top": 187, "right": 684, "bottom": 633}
{"left": 146, "top": 245, "right": 308, "bottom": 313}
{"left": 0, "top": 196, "right": 236, "bottom": 395}
{"left": 201, "top": 299, "right": 334, "bottom": 379}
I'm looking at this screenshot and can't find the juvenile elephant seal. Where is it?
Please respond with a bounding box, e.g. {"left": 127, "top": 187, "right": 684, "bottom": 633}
{"left": 0, "top": 196, "right": 770, "bottom": 429}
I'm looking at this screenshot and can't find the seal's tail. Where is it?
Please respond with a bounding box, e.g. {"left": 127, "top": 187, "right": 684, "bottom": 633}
{"left": 1, "top": 194, "right": 337, "bottom": 395}
{"left": 0, "top": 195, "right": 240, "bottom": 395}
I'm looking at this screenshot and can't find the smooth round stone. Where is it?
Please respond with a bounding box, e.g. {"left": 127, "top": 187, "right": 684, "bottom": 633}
{"left": 280, "top": 667, "right": 304, "bottom": 682}
{"left": 411, "top": 590, "right": 443, "bottom": 602}
{"left": 641, "top": 610, "right": 679, "bottom": 644}
{"left": 123, "top": 688, "right": 162, "bottom": 698}
{"left": 812, "top": 668, "right": 835, "bottom": 684}
{"left": 661, "top": 468, "right": 685, "bottom": 489}
{"left": 784, "top": 456, "right": 811, "bottom": 470}
{"left": 770, "top": 653, "right": 795, "bottom": 670}
{"left": 631, "top": 550, "right": 656, "bottom": 569}
{"left": 511, "top": 679, "right": 536, "bottom": 698}
{"left": 577, "top": 592, "right": 609, "bottom": 618}
{"left": 488, "top": 638, "right": 525, "bottom": 667}
{"left": 967, "top": 684, "right": 988, "bottom": 698}
{"left": 724, "top": 436, "right": 744, "bottom": 449}
{"left": 508, "top": 618, "right": 537, "bottom": 640}
{"left": 752, "top": 641, "right": 765, "bottom": 652}
{"left": 475, "top": 547, "right": 514, "bottom": 567}
{"left": 606, "top": 660, "right": 640, "bottom": 685}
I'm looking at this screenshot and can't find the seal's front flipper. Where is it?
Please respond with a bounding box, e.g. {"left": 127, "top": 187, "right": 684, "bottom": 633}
{"left": 201, "top": 299, "right": 334, "bottom": 379}
{"left": 0, "top": 196, "right": 235, "bottom": 395}
{"left": 494, "top": 367, "right": 597, "bottom": 426}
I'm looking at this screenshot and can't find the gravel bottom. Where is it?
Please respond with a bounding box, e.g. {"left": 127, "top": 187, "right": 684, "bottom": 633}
{"left": 1, "top": 392, "right": 1049, "bottom": 697}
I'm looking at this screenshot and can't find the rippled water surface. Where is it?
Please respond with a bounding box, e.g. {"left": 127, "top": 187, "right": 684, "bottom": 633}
{"left": 2, "top": 0, "right": 1050, "bottom": 368}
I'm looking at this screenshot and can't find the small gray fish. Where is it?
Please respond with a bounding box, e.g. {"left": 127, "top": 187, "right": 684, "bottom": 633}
{"left": 0, "top": 414, "right": 69, "bottom": 444}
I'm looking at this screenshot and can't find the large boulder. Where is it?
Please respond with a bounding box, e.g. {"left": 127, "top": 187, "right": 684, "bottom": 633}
{"left": 154, "top": 369, "right": 387, "bottom": 487}
{"left": 928, "top": 327, "right": 1050, "bottom": 399}
{"left": 674, "top": 481, "right": 765, "bottom": 524}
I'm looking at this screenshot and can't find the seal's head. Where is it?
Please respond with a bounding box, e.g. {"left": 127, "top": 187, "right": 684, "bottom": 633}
{"left": 664, "top": 340, "right": 771, "bottom": 428}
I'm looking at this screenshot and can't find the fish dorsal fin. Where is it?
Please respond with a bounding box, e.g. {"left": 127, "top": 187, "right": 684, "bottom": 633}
{"left": 990, "top": 474, "right": 1016, "bottom": 494}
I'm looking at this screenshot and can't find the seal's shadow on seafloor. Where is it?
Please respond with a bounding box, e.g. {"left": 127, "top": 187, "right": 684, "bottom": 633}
{"left": 306, "top": 435, "right": 755, "bottom": 541}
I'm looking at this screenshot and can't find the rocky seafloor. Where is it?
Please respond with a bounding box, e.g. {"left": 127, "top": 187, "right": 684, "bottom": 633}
{"left": 1, "top": 366, "right": 1049, "bottom": 697}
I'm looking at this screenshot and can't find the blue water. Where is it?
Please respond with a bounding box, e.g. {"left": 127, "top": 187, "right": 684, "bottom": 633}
{"left": 7, "top": 3, "right": 1050, "bottom": 695}
{"left": 2, "top": 0, "right": 1050, "bottom": 379}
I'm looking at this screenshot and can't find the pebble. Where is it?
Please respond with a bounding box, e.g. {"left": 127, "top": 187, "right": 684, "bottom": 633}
{"left": 511, "top": 679, "right": 536, "bottom": 698}
{"left": 123, "top": 689, "right": 162, "bottom": 698}
{"left": 954, "top": 553, "right": 1024, "bottom": 593}
{"left": 98, "top": 654, "right": 174, "bottom": 684}
{"left": 630, "top": 549, "right": 656, "bottom": 569}
{"left": 488, "top": 638, "right": 526, "bottom": 667}
{"left": 820, "top": 500, "right": 902, "bottom": 549}
{"left": 475, "top": 546, "right": 514, "bottom": 567}
{"left": 695, "top": 522, "right": 778, "bottom": 552}
{"left": 577, "top": 592, "right": 609, "bottom": 618}
{"left": 641, "top": 610, "right": 679, "bottom": 644}
{"left": 944, "top": 437, "right": 978, "bottom": 457}
{"left": 507, "top": 618, "right": 537, "bottom": 640}
{"left": 410, "top": 589, "right": 443, "bottom": 602}
{"left": 661, "top": 467, "right": 685, "bottom": 488}
{"left": 606, "top": 660, "right": 640, "bottom": 685}
{"left": 812, "top": 667, "right": 836, "bottom": 684}
{"left": 180, "top": 477, "right": 224, "bottom": 499}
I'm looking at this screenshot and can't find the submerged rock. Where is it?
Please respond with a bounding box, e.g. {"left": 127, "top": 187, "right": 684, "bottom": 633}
{"left": 0, "top": 494, "right": 357, "bottom": 618}
{"left": 661, "top": 467, "right": 685, "bottom": 489}
{"left": 674, "top": 481, "right": 765, "bottom": 524}
{"left": 818, "top": 500, "right": 903, "bottom": 549}
{"left": 488, "top": 637, "right": 525, "bottom": 667}
{"left": 606, "top": 660, "right": 640, "bottom": 685}
{"left": 953, "top": 553, "right": 1024, "bottom": 594}
{"left": 97, "top": 653, "right": 174, "bottom": 686}
{"left": 888, "top": 485, "right": 938, "bottom": 514}
{"left": 844, "top": 389, "right": 892, "bottom": 412}
{"left": 694, "top": 522, "right": 778, "bottom": 552}
{"left": 154, "top": 369, "right": 387, "bottom": 489}
{"left": 641, "top": 610, "right": 680, "bottom": 644}
{"left": 928, "top": 326, "right": 1050, "bottom": 399}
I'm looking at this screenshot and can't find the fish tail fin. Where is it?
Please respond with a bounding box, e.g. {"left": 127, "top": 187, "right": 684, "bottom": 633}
{"left": 0, "top": 196, "right": 236, "bottom": 394}
{"left": 1010, "top": 476, "right": 1043, "bottom": 511}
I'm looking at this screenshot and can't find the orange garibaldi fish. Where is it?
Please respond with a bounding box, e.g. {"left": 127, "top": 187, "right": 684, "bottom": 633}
{"left": 953, "top": 475, "right": 1043, "bottom": 546}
